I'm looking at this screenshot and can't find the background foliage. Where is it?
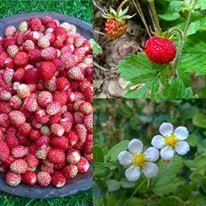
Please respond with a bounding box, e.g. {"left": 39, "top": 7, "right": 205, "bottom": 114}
{"left": 0, "top": 0, "right": 92, "bottom": 205}
{"left": 94, "top": 99, "right": 206, "bottom": 206}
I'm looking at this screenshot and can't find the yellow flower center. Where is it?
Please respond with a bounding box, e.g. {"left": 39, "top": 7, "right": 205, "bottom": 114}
{"left": 133, "top": 153, "right": 147, "bottom": 167}
{"left": 165, "top": 134, "right": 177, "bottom": 147}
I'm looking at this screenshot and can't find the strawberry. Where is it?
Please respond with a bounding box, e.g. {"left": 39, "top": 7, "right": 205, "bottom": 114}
{"left": 38, "top": 36, "right": 50, "bottom": 48}
{"left": 38, "top": 61, "right": 56, "bottom": 81}
{"left": 0, "top": 113, "right": 9, "bottom": 127}
{"left": 23, "top": 93, "right": 38, "bottom": 112}
{"left": 59, "top": 113, "right": 73, "bottom": 133}
{"left": 28, "top": 48, "right": 41, "bottom": 62}
{"left": 25, "top": 154, "right": 39, "bottom": 171}
{"left": 67, "top": 66, "right": 84, "bottom": 81}
{"left": 4, "top": 26, "right": 16, "bottom": 37}
{"left": 18, "top": 122, "right": 32, "bottom": 136}
{"left": 45, "top": 76, "right": 57, "bottom": 92}
{"left": 60, "top": 53, "right": 78, "bottom": 69}
{"left": 63, "top": 164, "right": 78, "bottom": 179}
{"left": 75, "top": 124, "right": 87, "bottom": 145}
{"left": 52, "top": 58, "right": 65, "bottom": 71}
{"left": 22, "top": 171, "right": 37, "bottom": 185}
{"left": 50, "top": 136, "right": 68, "bottom": 150}
{"left": 47, "top": 102, "right": 61, "bottom": 116}
{"left": 14, "top": 68, "right": 25, "bottom": 82}
{"left": 56, "top": 77, "right": 70, "bottom": 91}
{"left": 14, "top": 51, "right": 29, "bottom": 66}
{"left": 7, "top": 45, "right": 19, "bottom": 57}
{"left": 51, "top": 123, "right": 65, "bottom": 136}
{"left": 52, "top": 171, "right": 66, "bottom": 187}
{"left": 0, "top": 140, "right": 10, "bottom": 161}
{"left": 23, "top": 40, "right": 35, "bottom": 51}
{"left": 54, "top": 27, "right": 67, "bottom": 42}
{"left": 145, "top": 36, "right": 176, "bottom": 64}
{"left": 29, "top": 17, "right": 42, "bottom": 31}
{"left": 0, "top": 90, "right": 11, "bottom": 101}
{"left": 9, "top": 110, "right": 26, "bottom": 127}
{"left": 35, "top": 109, "right": 49, "bottom": 124}
{"left": 6, "top": 172, "right": 21, "bottom": 187}
{"left": 41, "top": 160, "right": 54, "bottom": 174}
{"left": 11, "top": 145, "right": 28, "bottom": 158}
{"left": 41, "top": 47, "right": 57, "bottom": 60}
{"left": 53, "top": 91, "right": 68, "bottom": 106}
{"left": 37, "top": 171, "right": 51, "bottom": 186}
{"left": 10, "top": 159, "right": 28, "bottom": 174}
{"left": 48, "top": 149, "right": 65, "bottom": 164}
{"left": 79, "top": 101, "right": 93, "bottom": 115}
{"left": 37, "top": 91, "right": 53, "bottom": 108}
{"left": 76, "top": 157, "right": 90, "bottom": 173}
{"left": 66, "top": 150, "right": 81, "bottom": 164}
{"left": 18, "top": 21, "right": 28, "bottom": 32}
{"left": 24, "top": 67, "right": 39, "bottom": 84}
{"left": 84, "top": 114, "right": 93, "bottom": 133}
{"left": 9, "top": 95, "right": 22, "bottom": 109}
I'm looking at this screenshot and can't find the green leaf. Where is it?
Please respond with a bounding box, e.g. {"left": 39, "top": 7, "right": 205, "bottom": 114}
{"left": 195, "top": 0, "right": 206, "bottom": 10}
{"left": 105, "top": 140, "right": 129, "bottom": 161}
{"left": 152, "top": 157, "right": 184, "bottom": 196}
{"left": 89, "top": 39, "right": 102, "bottom": 55}
{"left": 187, "top": 20, "right": 201, "bottom": 35}
{"left": 93, "top": 145, "right": 104, "bottom": 163}
{"left": 185, "top": 155, "right": 206, "bottom": 170}
{"left": 159, "top": 196, "right": 181, "bottom": 206}
{"left": 179, "top": 33, "right": 206, "bottom": 75}
{"left": 192, "top": 113, "right": 206, "bottom": 128}
{"left": 120, "top": 179, "right": 135, "bottom": 188}
{"left": 124, "top": 198, "right": 145, "bottom": 206}
{"left": 189, "top": 197, "right": 206, "bottom": 206}
{"left": 106, "top": 179, "right": 121, "bottom": 192}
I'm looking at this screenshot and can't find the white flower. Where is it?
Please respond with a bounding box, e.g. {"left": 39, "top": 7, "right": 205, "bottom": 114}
{"left": 118, "top": 139, "right": 159, "bottom": 182}
{"left": 151, "top": 122, "right": 190, "bottom": 161}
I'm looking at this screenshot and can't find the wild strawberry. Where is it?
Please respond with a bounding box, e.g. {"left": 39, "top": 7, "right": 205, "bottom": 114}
{"left": 23, "top": 93, "right": 38, "bottom": 112}
{"left": 29, "top": 17, "right": 42, "bottom": 31}
{"left": 67, "top": 66, "right": 84, "bottom": 81}
{"left": 22, "top": 171, "right": 37, "bottom": 185}
{"left": 25, "top": 153, "right": 39, "bottom": 171}
{"left": 41, "top": 160, "right": 54, "bottom": 174}
{"left": 60, "top": 22, "right": 74, "bottom": 32}
{"left": 63, "top": 164, "right": 78, "bottom": 179}
{"left": 0, "top": 140, "right": 10, "bottom": 161}
{"left": 145, "top": 36, "right": 176, "bottom": 64}
{"left": 85, "top": 153, "right": 93, "bottom": 163}
{"left": 53, "top": 39, "right": 64, "bottom": 49}
{"left": 51, "top": 123, "right": 65, "bottom": 136}
{"left": 74, "top": 35, "right": 85, "bottom": 48}
{"left": 14, "top": 51, "right": 29, "bottom": 66}
{"left": 79, "top": 101, "right": 92, "bottom": 115}
{"left": 4, "top": 26, "right": 16, "bottom": 37}
{"left": 9, "top": 110, "right": 26, "bottom": 127}
{"left": 3, "top": 68, "right": 14, "bottom": 84}
{"left": 4, "top": 36, "right": 16, "bottom": 49}
{"left": 50, "top": 136, "right": 68, "bottom": 150}
{"left": 42, "top": 16, "right": 53, "bottom": 25}
{"left": 52, "top": 171, "right": 66, "bottom": 187}
{"left": 48, "top": 149, "right": 65, "bottom": 164}
{"left": 56, "top": 77, "right": 70, "bottom": 91}
{"left": 53, "top": 91, "right": 67, "bottom": 106}
{"left": 45, "top": 76, "right": 57, "bottom": 92}
{"left": 38, "top": 36, "right": 50, "bottom": 48}
{"left": 0, "top": 113, "right": 9, "bottom": 127}
{"left": 28, "top": 48, "right": 41, "bottom": 61}
{"left": 29, "top": 129, "right": 40, "bottom": 141}
{"left": 60, "top": 113, "right": 73, "bottom": 133}
{"left": 6, "top": 172, "right": 21, "bottom": 187}
{"left": 46, "top": 21, "right": 58, "bottom": 29}
{"left": 48, "top": 112, "right": 61, "bottom": 125}
{"left": 55, "top": 27, "right": 67, "bottom": 42}
{"left": 10, "top": 159, "right": 28, "bottom": 174}
{"left": 0, "top": 90, "right": 11, "bottom": 101}
{"left": 24, "top": 67, "right": 39, "bottom": 84}
{"left": 0, "top": 102, "right": 11, "bottom": 114}
{"left": 37, "top": 91, "right": 53, "bottom": 108}
{"left": 38, "top": 61, "right": 56, "bottom": 81}
{"left": 52, "top": 58, "right": 64, "bottom": 71}
{"left": 47, "top": 101, "right": 61, "bottom": 116}
{"left": 7, "top": 45, "right": 19, "bottom": 57}
{"left": 37, "top": 171, "right": 51, "bottom": 186}
{"left": 83, "top": 140, "right": 93, "bottom": 154}
{"left": 75, "top": 124, "right": 87, "bottom": 145}
{"left": 35, "top": 109, "right": 49, "bottom": 124}
{"left": 35, "top": 144, "right": 51, "bottom": 160}
{"left": 66, "top": 150, "right": 81, "bottom": 164}
{"left": 84, "top": 114, "right": 93, "bottom": 133}
{"left": 74, "top": 112, "right": 84, "bottom": 124}
{"left": 18, "top": 122, "right": 32, "bottom": 136}
{"left": 60, "top": 53, "right": 78, "bottom": 68}
{"left": 77, "top": 157, "right": 90, "bottom": 173}
{"left": 18, "top": 21, "right": 28, "bottom": 32}
{"left": 14, "top": 68, "right": 25, "bottom": 82}
{"left": 11, "top": 145, "right": 28, "bottom": 158}
{"left": 41, "top": 47, "right": 57, "bottom": 60}
{"left": 40, "top": 126, "right": 51, "bottom": 136}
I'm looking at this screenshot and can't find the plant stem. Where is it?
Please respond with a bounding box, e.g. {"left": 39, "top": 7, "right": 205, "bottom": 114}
{"left": 117, "top": 0, "right": 130, "bottom": 14}
{"left": 132, "top": 0, "right": 151, "bottom": 36}
{"left": 130, "top": 179, "right": 147, "bottom": 198}
{"left": 147, "top": 0, "right": 161, "bottom": 33}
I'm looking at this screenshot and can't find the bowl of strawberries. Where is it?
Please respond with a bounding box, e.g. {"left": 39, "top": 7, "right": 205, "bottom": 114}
{"left": 0, "top": 12, "right": 93, "bottom": 198}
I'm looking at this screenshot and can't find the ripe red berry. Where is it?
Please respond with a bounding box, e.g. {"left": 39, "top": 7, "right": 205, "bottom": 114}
{"left": 14, "top": 51, "right": 29, "bottom": 66}
{"left": 22, "top": 171, "right": 37, "bottom": 186}
{"left": 145, "top": 36, "right": 176, "bottom": 64}
{"left": 38, "top": 61, "right": 56, "bottom": 81}
{"left": 52, "top": 171, "right": 66, "bottom": 187}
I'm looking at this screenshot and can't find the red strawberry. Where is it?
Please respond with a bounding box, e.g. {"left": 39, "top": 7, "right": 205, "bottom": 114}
{"left": 56, "top": 77, "right": 70, "bottom": 91}
{"left": 67, "top": 66, "right": 84, "bottom": 81}
{"left": 37, "top": 171, "right": 51, "bottom": 186}
{"left": 84, "top": 114, "right": 93, "bottom": 133}
{"left": 4, "top": 26, "right": 16, "bottom": 37}
{"left": 38, "top": 61, "right": 56, "bottom": 81}
{"left": 6, "top": 172, "right": 21, "bottom": 187}
{"left": 48, "top": 149, "right": 65, "bottom": 164}
{"left": 23, "top": 40, "right": 35, "bottom": 51}
{"left": 66, "top": 150, "right": 81, "bottom": 164}
{"left": 14, "top": 51, "right": 29, "bottom": 66}
{"left": 18, "top": 122, "right": 32, "bottom": 136}
{"left": 38, "top": 36, "right": 50, "bottom": 48}
{"left": 9, "top": 110, "right": 26, "bottom": 127}
{"left": 52, "top": 58, "right": 65, "bottom": 71}
{"left": 10, "top": 159, "right": 28, "bottom": 174}
{"left": 22, "top": 171, "right": 37, "bottom": 186}
{"left": 28, "top": 49, "right": 41, "bottom": 62}
{"left": 66, "top": 131, "right": 79, "bottom": 147}
{"left": 53, "top": 91, "right": 68, "bottom": 106}
{"left": 63, "top": 164, "right": 78, "bottom": 179}
{"left": 23, "top": 93, "right": 38, "bottom": 112}
{"left": 41, "top": 160, "right": 54, "bottom": 174}
{"left": 77, "top": 157, "right": 90, "bottom": 173}
{"left": 75, "top": 124, "right": 87, "bottom": 145}
{"left": 25, "top": 153, "right": 39, "bottom": 171}
{"left": 29, "top": 17, "right": 42, "bottom": 31}
{"left": 24, "top": 67, "right": 39, "bottom": 84}
{"left": 55, "top": 27, "right": 67, "bottom": 42}
{"left": 145, "top": 36, "right": 176, "bottom": 64}
{"left": 11, "top": 145, "right": 28, "bottom": 158}
{"left": 37, "top": 91, "right": 53, "bottom": 108}
{"left": 41, "top": 47, "right": 57, "bottom": 60}
{"left": 52, "top": 171, "right": 66, "bottom": 187}
{"left": 51, "top": 123, "right": 65, "bottom": 136}
{"left": 50, "top": 136, "right": 68, "bottom": 150}
{"left": 46, "top": 102, "right": 61, "bottom": 116}
{"left": 0, "top": 140, "right": 10, "bottom": 161}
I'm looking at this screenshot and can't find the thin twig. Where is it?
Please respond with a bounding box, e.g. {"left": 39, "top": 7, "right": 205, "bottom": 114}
{"left": 94, "top": 30, "right": 105, "bottom": 36}
{"left": 94, "top": 62, "right": 117, "bottom": 72}
{"left": 117, "top": 0, "right": 130, "bottom": 14}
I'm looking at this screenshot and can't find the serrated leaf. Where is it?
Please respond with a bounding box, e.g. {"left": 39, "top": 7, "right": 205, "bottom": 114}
{"left": 195, "top": 0, "right": 206, "bottom": 10}
{"left": 152, "top": 157, "right": 184, "bottom": 196}
{"left": 179, "top": 33, "right": 206, "bottom": 75}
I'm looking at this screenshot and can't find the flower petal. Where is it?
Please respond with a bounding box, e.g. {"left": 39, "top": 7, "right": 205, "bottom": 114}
{"left": 160, "top": 146, "right": 174, "bottom": 160}
{"left": 151, "top": 135, "right": 165, "bottom": 149}
{"left": 159, "top": 122, "right": 174, "bottom": 137}
{"left": 128, "top": 139, "right": 143, "bottom": 154}
{"left": 144, "top": 147, "right": 159, "bottom": 162}
{"left": 143, "top": 162, "right": 158, "bottom": 178}
{"left": 118, "top": 151, "right": 133, "bottom": 166}
{"left": 174, "top": 126, "right": 189, "bottom": 140}
{"left": 125, "top": 165, "right": 141, "bottom": 182}
{"left": 175, "top": 141, "right": 190, "bottom": 155}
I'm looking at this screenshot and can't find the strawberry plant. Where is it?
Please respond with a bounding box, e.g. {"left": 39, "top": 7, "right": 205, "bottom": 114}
{"left": 96, "top": 0, "right": 206, "bottom": 98}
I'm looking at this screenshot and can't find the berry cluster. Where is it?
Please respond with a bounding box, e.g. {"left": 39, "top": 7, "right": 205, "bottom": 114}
{"left": 0, "top": 16, "right": 93, "bottom": 188}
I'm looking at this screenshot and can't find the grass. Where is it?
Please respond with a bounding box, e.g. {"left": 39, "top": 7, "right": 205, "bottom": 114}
{"left": 0, "top": 0, "right": 93, "bottom": 205}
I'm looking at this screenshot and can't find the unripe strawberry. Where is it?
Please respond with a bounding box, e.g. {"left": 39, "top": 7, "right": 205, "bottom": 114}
{"left": 63, "top": 164, "right": 78, "bottom": 179}
{"left": 79, "top": 101, "right": 92, "bottom": 115}
{"left": 60, "top": 22, "right": 73, "bottom": 32}
{"left": 85, "top": 153, "right": 93, "bottom": 163}
{"left": 52, "top": 171, "right": 66, "bottom": 187}
{"left": 41, "top": 47, "right": 57, "bottom": 60}
{"left": 29, "top": 17, "right": 42, "bottom": 31}
{"left": 47, "top": 101, "right": 61, "bottom": 115}
{"left": 84, "top": 114, "right": 93, "bottom": 133}
{"left": 6, "top": 172, "right": 21, "bottom": 187}
{"left": 22, "top": 171, "right": 37, "bottom": 185}
{"left": 11, "top": 145, "right": 28, "bottom": 158}
{"left": 75, "top": 47, "right": 86, "bottom": 62}
{"left": 9, "top": 110, "right": 26, "bottom": 127}
{"left": 60, "top": 53, "right": 78, "bottom": 69}
{"left": 74, "top": 112, "right": 84, "bottom": 124}
{"left": 38, "top": 61, "right": 56, "bottom": 81}
{"left": 45, "top": 76, "right": 57, "bottom": 92}
{"left": 18, "top": 21, "right": 28, "bottom": 32}
{"left": 0, "top": 90, "right": 11, "bottom": 101}
{"left": 77, "top": 157, "right": 90, "bottom": 173}
{"left": 48, "top": 149, "right": 65, "bottom": 164}
{"left": 14, "top": 51, "right": 29, "bottom": 66}
{"left": 25, "top": 153, "right": 39, "bottom": 171}
{"left": 23, "top": 93, "right": 38, "bottom": 112}
{"left": 3, "top": 68, "right": 14, "bottom": 84}
{"left": 0, "top": 140, "right": 10, "bottom": 161}
{"left": 38, "top": 36, "right": 50, "bottom": 48}
{"left": 40, "top": 126, "right": 51, "bottom": 136}
{"left": 67, "top": 66, "right": 84, "bottom": 81}
{"left": 5, "top": 26, "right": 16, "bottom": 37}
{"left": 75, "top": 124, "right": 87, "bottom": 145}
{"left": 10, "top": 159, "right": 28, "bottom": 174}
{"left": 7, "top": 45, "right": 19, "bottom": 57}
{"left": 37, "top": 91, "right": 53, "bottom": 108}
{"left": 17, "top": 83, "right": 30, "bottom": 99}
{"left": 37, "top": 171, "right": 51, "bottom": 186}
{"left": 23, "top": 40, "right": 35, "bottom": 51}
{"left": 67, "top": 150, "right": 81, "bottom": 164}
{"left": 35, "top": 144, "right": 51, "bottom": 160}
{"left": 51, "top": 123, "right": 65, "bottom": 136}
{"left": 74, "top": 35, "right": 85, "bottom": 48}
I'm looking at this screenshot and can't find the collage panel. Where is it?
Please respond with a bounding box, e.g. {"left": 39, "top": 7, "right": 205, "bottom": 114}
{"left": 94, "top": 99, "right": 206, "bottom": 206}
{"left": 94, "top": 0, "right": 206, "bottom": 98}
{"left": 0, "top": 0, "right": 93, "bottom": 205}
